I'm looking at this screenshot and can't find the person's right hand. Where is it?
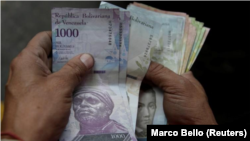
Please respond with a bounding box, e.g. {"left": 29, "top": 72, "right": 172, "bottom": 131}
{"left": 145, "top": 62, "right": 217, "bottom": 125}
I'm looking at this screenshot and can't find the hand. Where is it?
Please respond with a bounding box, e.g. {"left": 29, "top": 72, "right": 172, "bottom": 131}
{"left": 145, "top": 62, "right": 217, "bottom": 125}
{"left": 1, "top": 31, "right": 94, "bottom": 141}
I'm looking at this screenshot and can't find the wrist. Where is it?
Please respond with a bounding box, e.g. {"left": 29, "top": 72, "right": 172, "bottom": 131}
{"left": 2, "top": 117, "right": 25, "bottom": 141}
{"left": 2, "top": 106, "right": 34, "bottom": 141}
{"left": 1, "top": 135, "right": 17, "bottom": 139}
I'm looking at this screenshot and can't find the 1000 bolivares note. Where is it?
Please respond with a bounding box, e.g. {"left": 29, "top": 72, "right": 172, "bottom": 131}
{"left": 52, "top": 8, "right": 136, "bottom": 141}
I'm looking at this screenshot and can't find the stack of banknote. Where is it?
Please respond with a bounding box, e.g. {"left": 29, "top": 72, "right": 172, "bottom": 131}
{"left": 51, "top": 2, "right": 210, "bottom": 141}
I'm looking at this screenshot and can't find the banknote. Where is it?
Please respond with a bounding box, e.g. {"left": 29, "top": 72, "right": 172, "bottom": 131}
{"left": 132, "top": 2, "right": 211, "bottom": 73}
{"left": 132, "top": 2, "right": 189, "bottom": 74}
{"left": 126, "top": 4, "right": 184, "bottom": 140}
{"left": 100, "top": 2, "right": 163, "bottom": 131}
{"left": 100, "top": 1, "right": 127, "bottom": 11}
{"left": 125, "top": 10, "right": 162, "bottom": 131}
{"left": 180, "top": 18, "right": 197, "bottom": 74}
{"left": 187, "top": 27, "right": 210, "bottom": 71}
{"left": 127, "top": 4, "right": 186, "bottom": 74}
{"left": 126, "top": 5, "right": 186, "bottom": 135}
{"left": 117, "top": 11, "right": 130, "bottom": 104}
{"left": 195, "top": 28, "right": 210, "bottom": 62}
{"left": 186, "top": 18, "right": 205, "bottom": 71}
{"left": 52, "top": 8, "right": 136, "bottom": 141}
{"left": 99, "top": 2, "right": 135, "bottom": 135}
{"left": 116, "top": 11, "right": 135, "bottom": 134}
{"left": 135, "top": 83, "right": 166, "bottom": 141}
{"left": 124, "top": 5, "right": 167, "bottom": 140}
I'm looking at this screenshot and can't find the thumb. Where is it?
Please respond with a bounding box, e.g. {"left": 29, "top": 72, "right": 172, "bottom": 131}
{"left": 145, "top": 61, "right": 183, "bottom": 93}
{"left": 52, "top": 53, "right": 94, "bottom": 88}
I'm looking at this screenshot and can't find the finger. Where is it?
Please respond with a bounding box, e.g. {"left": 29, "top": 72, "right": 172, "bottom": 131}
{"left": 25, "top": 31, "right": 52, "bottom": 61}
{"left": 51, "top": 54, "right": 94, "bottom": 89}
{"left": 145, "top": 61, "right": 183, "bottom": 93}
{"left": 182, "top": 71, "right": 205, "bottom": 91}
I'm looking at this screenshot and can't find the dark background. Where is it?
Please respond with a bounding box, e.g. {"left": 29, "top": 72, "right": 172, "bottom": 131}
{"left": 1, "top": 1, "right": 249, "bottom": 125}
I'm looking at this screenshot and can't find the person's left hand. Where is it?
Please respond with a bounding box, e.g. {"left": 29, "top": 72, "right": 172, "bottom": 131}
{"left": 1, "top": 31, "right": 94, "bottom": 141}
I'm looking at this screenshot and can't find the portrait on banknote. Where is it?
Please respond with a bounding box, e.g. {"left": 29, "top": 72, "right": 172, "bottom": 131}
{"left": 72, "top": 87, "right": 128, "bottom": 138}
{"left": 136, "top": 83, "right": 157, "bottom": 138}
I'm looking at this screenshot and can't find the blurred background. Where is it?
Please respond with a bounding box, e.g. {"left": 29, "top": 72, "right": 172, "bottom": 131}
{"left": 1, "top": 1, "right": 249, "bottom": 124}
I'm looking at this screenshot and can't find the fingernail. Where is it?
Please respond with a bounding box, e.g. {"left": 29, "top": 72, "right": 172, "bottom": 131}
{"left": 80, "top": 54, "right": 94, "bottom": 69}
